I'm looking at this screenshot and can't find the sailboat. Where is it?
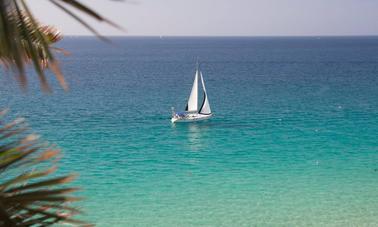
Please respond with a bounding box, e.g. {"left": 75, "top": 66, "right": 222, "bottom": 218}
{"left": 171, "top": 63, "right": 212, "bottom": 123}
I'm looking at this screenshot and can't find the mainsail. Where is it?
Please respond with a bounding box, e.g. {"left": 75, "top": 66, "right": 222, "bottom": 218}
{"left": 185, "top": 69, "right": 199, "bottom": 112}
{"left": 199, "top": 71, "right": 211, "bottom": 114}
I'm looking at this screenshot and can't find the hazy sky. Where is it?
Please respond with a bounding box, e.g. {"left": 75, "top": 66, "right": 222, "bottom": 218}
{"left": 29, "top": 0, "right": 378, "bottom": 36}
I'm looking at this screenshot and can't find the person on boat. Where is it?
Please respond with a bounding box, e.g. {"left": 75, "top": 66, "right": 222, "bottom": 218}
{"left": 171, "top": 107, "right": 177, "bottom": 119}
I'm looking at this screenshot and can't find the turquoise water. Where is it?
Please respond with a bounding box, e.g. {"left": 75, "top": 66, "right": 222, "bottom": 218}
{"left": 1, "top": 37, "right": 377, "bottom": 226}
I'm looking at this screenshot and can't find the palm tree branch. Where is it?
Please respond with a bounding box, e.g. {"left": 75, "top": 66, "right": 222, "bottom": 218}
{"left": 0, "top": 1, "right": 27, "bottom": 87}
{"left": 14, "top": 1, "right": 51, "bottom": 92}
{"left": 5, "top": 175, "right": 77, "bottom": 193}
{"left": 0, "top": 146, "right": 41, "bottom": 170}
{"left": 50, "top": 0, "right": 109, "bottom": 42}
{"left": 0, "top": 167, "right": 57, "bottom": 190}
{"left": 59, "top": 0, "right": 123, "bottom": 30}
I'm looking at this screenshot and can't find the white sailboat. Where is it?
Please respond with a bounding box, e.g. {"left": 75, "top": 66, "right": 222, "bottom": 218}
{"left": 171, "top": 64, "right": 212, "bottom": 123}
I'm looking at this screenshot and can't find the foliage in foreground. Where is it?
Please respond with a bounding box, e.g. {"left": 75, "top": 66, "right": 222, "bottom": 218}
{"left": 0, "top": 1, "right": 121, "bottom": 226}
{"left": 0, "top": 0, "right": 119, "bottom": 91}
{"left": 0, "top": 109, "right": 88, "bottom": 226}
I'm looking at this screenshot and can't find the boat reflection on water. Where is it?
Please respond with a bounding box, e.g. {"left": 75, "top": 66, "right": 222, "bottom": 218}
{"left": 171, "top": 122, "right": 211, "bottom": 152}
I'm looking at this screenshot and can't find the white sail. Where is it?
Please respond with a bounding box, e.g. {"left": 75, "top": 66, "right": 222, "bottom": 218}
{"left": 199, "top": 71, "right": 211, "bottom": 114}
{"left": 185, "top": 69, "right": 199, "bottom": 112}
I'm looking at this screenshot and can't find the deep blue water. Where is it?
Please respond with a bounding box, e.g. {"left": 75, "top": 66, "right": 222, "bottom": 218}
{"left": 1, "top": 37, "right": 377, "bottom": 226}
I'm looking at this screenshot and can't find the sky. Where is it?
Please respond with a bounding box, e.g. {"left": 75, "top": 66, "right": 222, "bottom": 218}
{"left": 29, "top": 0, "right": 378, "bottom": 36}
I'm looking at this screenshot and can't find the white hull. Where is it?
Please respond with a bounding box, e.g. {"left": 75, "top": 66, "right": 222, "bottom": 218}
{"left": 171, "top": 113, "right": 212, "bottom": 123}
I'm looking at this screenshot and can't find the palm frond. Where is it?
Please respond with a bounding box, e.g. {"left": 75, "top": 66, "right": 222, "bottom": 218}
{"left": 0, "top": 0, "right": 122, "bottom": 92}
{"left": 0, "top": 110, "right": 87, "bottom": 227}
{"left": 0, "top": 1, "right": 66, "bottom": 91}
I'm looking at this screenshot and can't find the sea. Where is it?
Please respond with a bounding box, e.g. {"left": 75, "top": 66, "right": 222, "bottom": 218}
{"left": 0, "top": 37, "right": 377, "bottom": 226}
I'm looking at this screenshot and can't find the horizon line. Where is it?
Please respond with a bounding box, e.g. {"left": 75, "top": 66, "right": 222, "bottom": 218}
{"left": 62, "top": 34, "right": 378, "bottom": 38}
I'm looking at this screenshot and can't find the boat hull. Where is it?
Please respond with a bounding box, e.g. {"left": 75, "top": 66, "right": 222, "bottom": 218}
{"left": 171, "top": 113, "right": 212, "bottom": 123}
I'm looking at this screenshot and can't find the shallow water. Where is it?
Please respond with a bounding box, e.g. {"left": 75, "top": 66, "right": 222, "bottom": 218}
{"left": 1, "top": 37, "right": 377, "bottom": 226}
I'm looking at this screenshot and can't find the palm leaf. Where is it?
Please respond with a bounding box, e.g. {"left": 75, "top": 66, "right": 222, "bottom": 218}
{"left": 0, "top": 0, "right": 123, "bottom": 91}
{"left": 0, "top": 110, "right": 87, "bottom": 226}
{"left": 0, "top": 1, "right": 65, "bottom": 91}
